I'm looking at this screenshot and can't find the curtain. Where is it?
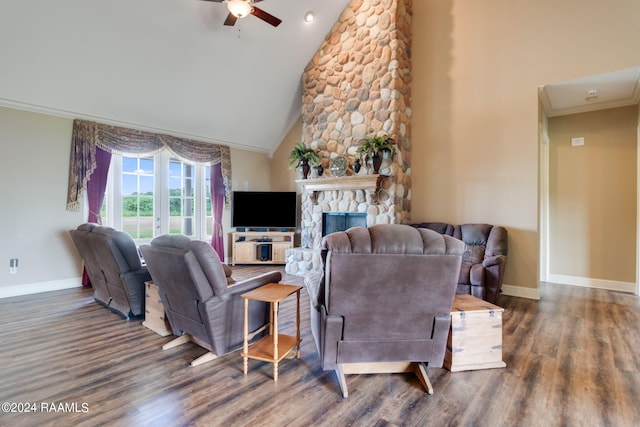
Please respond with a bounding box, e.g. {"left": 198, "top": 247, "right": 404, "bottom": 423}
{"left": 66, "top": 119, "right": 232, "bottom": 212}
{"left": 210, "top": 163, "right": 225, "bottom": 261}
{"left": 81, "top": 147, "right": 112, "bottom": 287}
{"left": 87, "top": 147, "right": 112, "bottom": 224}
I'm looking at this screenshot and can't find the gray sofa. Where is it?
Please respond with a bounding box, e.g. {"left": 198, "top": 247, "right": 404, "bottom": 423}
{"left": 305, "top": 224, "right": 465, "bottom": 397}
{"left": 69, "top": 223, "right": 150, "bottom": 319}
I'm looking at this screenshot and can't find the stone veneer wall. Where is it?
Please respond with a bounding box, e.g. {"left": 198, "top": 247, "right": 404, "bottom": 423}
{"left": 300, "top": 0, "right": 412, "bottom": 248}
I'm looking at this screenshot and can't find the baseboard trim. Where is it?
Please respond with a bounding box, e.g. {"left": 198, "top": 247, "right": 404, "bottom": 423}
{"left": 547, "top": 274, "right": 636, "bottom": 294}
{"left": 0, "top": 278, "right": 82, "bottom": 299}
{"left": 500, "top": 283, "right": 540, "bottom": 300}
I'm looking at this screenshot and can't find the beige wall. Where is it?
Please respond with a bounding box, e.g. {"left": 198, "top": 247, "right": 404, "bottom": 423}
{"left": 0, "top": 107, "right": 85, "bottom": 292}
{"left": 409, "top": 0, "right": 640, "bottom": 291}
{"left": 225, "top": 147, "right": 274, "bottom": 259}
{"left": 0, "top": 106, "right": 274, "bottom": 294}
{"left": 548, "top": 106, "right": 637, "bottom": 283}
{"left": 270, "top": 117, "right": 302, "bottom": 193}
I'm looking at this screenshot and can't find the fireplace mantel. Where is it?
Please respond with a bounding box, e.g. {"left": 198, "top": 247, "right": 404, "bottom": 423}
{"left": 295, "top": 174, "right": 385, "bottom": 192}
{"left": 295, "top": 174, "right": 387, "bottom": 205}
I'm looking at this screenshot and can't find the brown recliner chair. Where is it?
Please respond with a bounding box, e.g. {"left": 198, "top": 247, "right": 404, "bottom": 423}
{"left": 69, "top": 223, "right": 150, "bottom": 319}
{"left": 454, "top": 223, "right": 508, "bottom": 303}
{"left": 140, "top": 234, "right": 282, "bottom": 367}
{"left": 305, "top": 224, "right": 465, "bottom": 397}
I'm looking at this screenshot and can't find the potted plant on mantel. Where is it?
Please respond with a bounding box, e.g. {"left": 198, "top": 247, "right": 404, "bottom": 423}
{"left": 288, "top": 142, "right": 320, "bottom": 179}
{"left": 355, "top": 134, "right": 396, "bottom": 174}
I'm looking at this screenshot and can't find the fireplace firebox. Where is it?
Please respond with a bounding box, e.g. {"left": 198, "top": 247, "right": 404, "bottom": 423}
{"left": 322, "top": 212, "right": 367, "bottom": 237}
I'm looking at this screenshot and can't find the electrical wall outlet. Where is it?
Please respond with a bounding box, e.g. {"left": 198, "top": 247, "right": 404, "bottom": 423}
{"left": 9, "top": 258, "right": 18, "bottom": 274}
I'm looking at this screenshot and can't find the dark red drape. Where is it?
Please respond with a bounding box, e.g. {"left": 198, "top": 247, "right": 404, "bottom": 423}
{"left": 210, "top": 163, "right": 225, "bottom": 262}
{"left": 82, "top": 147, "right": 112, "bottom": 286}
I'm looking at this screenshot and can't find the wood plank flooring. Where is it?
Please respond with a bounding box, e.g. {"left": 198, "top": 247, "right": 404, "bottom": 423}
{"left": 0, "top": 266, "right": 639, "bottom": 427}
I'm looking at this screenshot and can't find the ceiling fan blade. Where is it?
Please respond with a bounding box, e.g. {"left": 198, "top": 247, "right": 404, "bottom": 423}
{"left": 223, "top": 12, "right": 238, "bottom": 26}
{"left": 251, "top": 6, "right": 282, "bottom": 27}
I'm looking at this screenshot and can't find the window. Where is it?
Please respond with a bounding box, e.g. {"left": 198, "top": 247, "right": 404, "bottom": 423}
{"left": 169, "top": 159, "right": 194, "bottom": 236}
{"left": 122, "top": 156, "right": 155, "bottom": 239}
{"left": 102, "top": 152, "right": 212, "bottom": 243}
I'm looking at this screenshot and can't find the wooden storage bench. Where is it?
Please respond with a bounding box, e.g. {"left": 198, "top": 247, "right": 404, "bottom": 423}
{"left": 142, "top": 281, "right": 172, "bottom": 337}
{"left": 444, "top": 294, "right": 506, "bottom": 372}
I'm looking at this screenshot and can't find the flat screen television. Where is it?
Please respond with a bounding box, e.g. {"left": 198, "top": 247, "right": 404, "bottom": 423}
{"left": 231, "top": 191, "right": 297, "bottom": 229}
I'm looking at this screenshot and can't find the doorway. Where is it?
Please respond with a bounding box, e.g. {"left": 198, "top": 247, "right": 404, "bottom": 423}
{"left": 538, "top": 68, "right": 640, "bottom": 296}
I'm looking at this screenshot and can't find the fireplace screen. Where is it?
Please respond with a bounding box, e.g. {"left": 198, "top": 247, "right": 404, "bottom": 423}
{"left": 322, "top": 212, "right": 367, "bottom": 236}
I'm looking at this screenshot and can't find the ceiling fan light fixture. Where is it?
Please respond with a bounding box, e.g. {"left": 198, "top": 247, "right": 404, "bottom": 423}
{"left": 227, "top": 0, "right": 252, "bottom": 18}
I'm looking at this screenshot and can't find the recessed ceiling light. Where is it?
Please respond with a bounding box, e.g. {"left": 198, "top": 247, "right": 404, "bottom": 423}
{"left": 304, "top": 10, "right": 315, "bottom": 23}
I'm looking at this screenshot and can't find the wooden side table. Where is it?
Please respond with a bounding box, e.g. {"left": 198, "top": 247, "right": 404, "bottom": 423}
{"left": 241, "top": 283, "right": 303, "bottom": 381}
{"left": 444, "top": 294, "right": 506, "bottom": 372}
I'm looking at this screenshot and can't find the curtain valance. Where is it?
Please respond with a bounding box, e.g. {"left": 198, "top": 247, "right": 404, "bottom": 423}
{"left": 66, "top": 119, "right": 232, "bottom": 211}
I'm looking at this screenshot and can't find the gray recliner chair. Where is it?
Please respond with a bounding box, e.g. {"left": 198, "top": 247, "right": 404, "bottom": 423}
{"left": 140, "top": 234, "right": 282, "bottom": 367}
{"left": 411, "top": 221, "right": 454, "bottom": 236}
{"left": 454, "top": 224, "right": 508, "bottom": 304}
{"left": 412, "top": 222, "right": 508, "bottom": 303}
{"left": 305, "top": 224, "right": 465, "bottom": 397}
{"left": 69, "top": 223, "right": 150, "bottom": 319}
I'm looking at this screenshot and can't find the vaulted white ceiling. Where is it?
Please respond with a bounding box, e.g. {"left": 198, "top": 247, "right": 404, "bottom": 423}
{"left": 0, "top": 0, "right": 350, "bottom": 154}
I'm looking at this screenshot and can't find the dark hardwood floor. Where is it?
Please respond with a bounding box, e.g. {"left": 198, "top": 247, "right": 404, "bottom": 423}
{"left": 1, "top": 266, "right": 639, "bottom": 427}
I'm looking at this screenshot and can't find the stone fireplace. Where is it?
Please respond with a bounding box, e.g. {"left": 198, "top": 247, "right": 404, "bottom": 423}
{"left": 297, "top": 174, "right": 399, "bottom": 249}
{"left": 285, "top": 174, "right": 399, "bottom": 276}
{"left": 285, "top": 0, "right": 413, "bottom": 276}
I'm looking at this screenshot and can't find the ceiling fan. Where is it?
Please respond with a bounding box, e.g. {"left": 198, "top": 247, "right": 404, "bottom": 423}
{"left": 201, "top": 0, "right": 282, "bottom": 27}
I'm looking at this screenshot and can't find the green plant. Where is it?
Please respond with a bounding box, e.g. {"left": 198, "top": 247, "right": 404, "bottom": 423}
{"left": 355, "top": 135, "right": 396, "bottom": 159}
{"left": 288, "top": 142, "right": 320, "bottom": 169}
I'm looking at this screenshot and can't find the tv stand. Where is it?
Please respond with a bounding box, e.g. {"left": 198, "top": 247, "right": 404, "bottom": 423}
{"left": 231, "top": 231, "right": 295, "bottom": 266}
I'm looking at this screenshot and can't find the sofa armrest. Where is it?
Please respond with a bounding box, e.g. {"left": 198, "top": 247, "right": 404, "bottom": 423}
{"left": 321, "top": 314, "right": 344, "bottom": 370}
{"left": 483, "top": 255, "right": 505, "bottom": 269}
{"left": 304, "top": 272, "right": 323, "bottom": 308}
{"left": 469, "top": 263, "right": 485, "bottom": 287}
{"left": 224, "top": 271, "right": 283, "bottom": 297}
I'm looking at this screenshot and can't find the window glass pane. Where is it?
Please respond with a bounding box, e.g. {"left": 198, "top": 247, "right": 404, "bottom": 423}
{"left": 169, "top": 177, "right": 181, "bottom": 195}
{"left": 140, "top": 158, "right": 154, "bottom": 174}
{"left": 185, "top": 164, "right": 193, "bottom": 179}
{"left": 122, "top": 174, "right": 137, "bottom": 195}
{"left": 122, "top": 157, "right": 138, "bottom": 173}
{"left": 167, "top": 159, "right": 194, "bottom": 237}
{"left": 139, "top": 196, "right": 154, "bottom": 216}
{"left": 184, "top": 177, "right": 193, "bottom": 197}
{"left": 169, "top": 160, "right": 181, "bottom": 176}
{"left": 138, "top": 217, "right": 154, "bottom": 239}
{"left": 183, "top": 217, "right": 193, "bottom": 236}
{"left": 170, "top": 199, "right": 182, "bottom": 216}
{"left": 169, "top": 217, "right": 182, "bottom": 234}
{"left": 140, "top": 176, "right": 154, "bottom": 195}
